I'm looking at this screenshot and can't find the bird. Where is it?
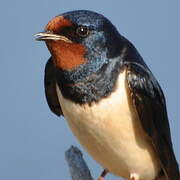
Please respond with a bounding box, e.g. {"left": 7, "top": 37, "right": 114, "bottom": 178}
{"left": 35, "top": 10, "right": 180, "bottom": 180}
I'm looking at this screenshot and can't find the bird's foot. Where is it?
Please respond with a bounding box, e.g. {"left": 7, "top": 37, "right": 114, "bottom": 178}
{"left": 130, "top": 173, "right": 140, "bottom": 180}
{"left": 98, "top": 169, "right": 108, "bottom": 180}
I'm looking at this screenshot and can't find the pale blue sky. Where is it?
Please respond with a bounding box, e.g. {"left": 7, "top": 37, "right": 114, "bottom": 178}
{"left": 0, "top": 0, "right": 179, "bottom": 179}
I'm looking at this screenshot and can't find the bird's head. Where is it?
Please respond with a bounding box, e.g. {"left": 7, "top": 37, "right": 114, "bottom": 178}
{"left": 35, "top": 10, "right": 124, "bottom": 82}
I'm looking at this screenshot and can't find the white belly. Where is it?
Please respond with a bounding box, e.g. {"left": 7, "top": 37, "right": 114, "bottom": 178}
{"left": 56, "top": 70, "right": 160, "bottom": 180}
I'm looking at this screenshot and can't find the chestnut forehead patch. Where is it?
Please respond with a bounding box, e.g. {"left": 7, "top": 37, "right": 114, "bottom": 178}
{"left": 45, "top": 16, "right": 72, "bottom": 33}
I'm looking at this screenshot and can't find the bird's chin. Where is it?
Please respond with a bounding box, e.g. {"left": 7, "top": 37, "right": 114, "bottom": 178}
{"left": 45, "top": 39, "right": 87, "bottom": 71}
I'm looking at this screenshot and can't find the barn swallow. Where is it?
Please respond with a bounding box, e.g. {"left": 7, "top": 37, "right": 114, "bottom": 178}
{"left": 35, "top": 10, "right": 180, "bottom": 180}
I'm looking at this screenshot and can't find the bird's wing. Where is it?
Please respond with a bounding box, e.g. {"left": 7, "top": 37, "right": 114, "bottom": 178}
{"left": 44, "top": 57, "right": 63, "bottom": 116}
{"left": 125, "top": 62, "right": 179, "bottom": 180}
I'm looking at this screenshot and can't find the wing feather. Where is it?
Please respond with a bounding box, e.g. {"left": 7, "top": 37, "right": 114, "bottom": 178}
{"left": 44, "top": 57, "right": 63, "bottom": 116}
{"left": 126, "top": 63, "right": 179, "bottom": 180}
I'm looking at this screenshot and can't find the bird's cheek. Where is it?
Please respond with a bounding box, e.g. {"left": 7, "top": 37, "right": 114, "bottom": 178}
{"left": 46, "top": 41, "right": 87, "bottom": 71}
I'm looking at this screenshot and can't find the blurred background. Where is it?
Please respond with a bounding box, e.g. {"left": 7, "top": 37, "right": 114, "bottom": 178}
{"left": 0, "top": 0, "right": 179, "bottom": 179}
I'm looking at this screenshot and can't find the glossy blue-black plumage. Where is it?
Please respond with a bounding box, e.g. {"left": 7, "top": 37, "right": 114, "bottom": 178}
{"left": 62, "top": 10, "right": 123, "bottom": 57}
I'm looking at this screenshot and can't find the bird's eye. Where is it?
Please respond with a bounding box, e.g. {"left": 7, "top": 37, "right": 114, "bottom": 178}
{"left": 76, "top": 26, "right": 89, "bottom": 37}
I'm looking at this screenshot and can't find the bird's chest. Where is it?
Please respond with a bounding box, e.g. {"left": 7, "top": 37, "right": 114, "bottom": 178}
{"left": 56, "top": 71, "right": 160, "bottom": 179}
{"left": 56, "top": 71, "right": 133, "bottom": 148}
